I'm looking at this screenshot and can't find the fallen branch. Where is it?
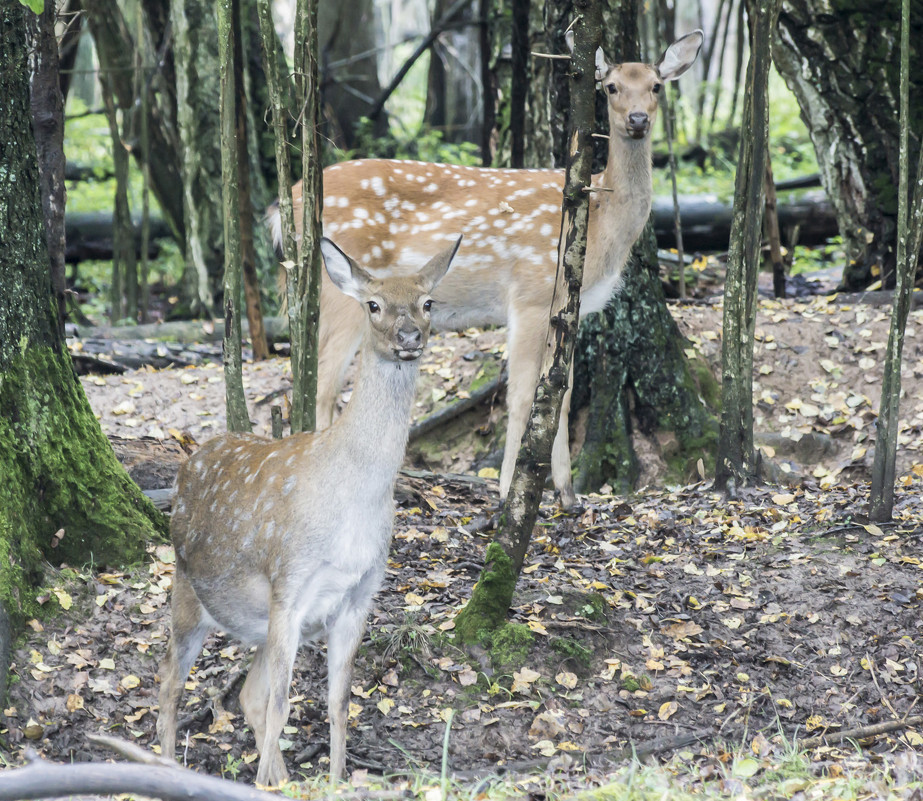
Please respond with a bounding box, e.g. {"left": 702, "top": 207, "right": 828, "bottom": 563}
{"left": 0, "top": 748, "right": 278, "bottom": 801}
{"left": 409, "top": 372, "right": 505, "bottom": 442}
{"left": 798, "top": 715, "right": 923, "bottom": 750}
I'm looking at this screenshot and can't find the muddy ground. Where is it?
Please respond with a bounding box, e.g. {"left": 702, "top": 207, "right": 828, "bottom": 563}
{"left": 4, "top": 287, "right": 923, "bottom": 787}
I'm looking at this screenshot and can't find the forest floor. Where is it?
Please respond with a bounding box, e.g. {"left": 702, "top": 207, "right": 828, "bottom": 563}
{"left": 5, "top": 276, "right": 923, "bottom": 798}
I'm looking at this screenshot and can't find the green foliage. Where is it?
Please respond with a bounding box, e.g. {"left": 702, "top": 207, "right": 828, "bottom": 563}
{"left": 331, "top": 118, "right": 481, "bottom": 167}
{"left": 19, "top": 0, "right": 43, "bottom": 12}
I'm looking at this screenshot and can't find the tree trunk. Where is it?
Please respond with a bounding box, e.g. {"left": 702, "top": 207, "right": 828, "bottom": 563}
{"left": 28, "top": 1, "right": 68, "bottom": 336}
{"left": 773, "top": 0, "right": 923, "bottom": 290}
{"left": 424, "top": 0, "right": 481, "bottom": 144}
{"left": 83, "top": 0, "right": 185, "bottom": 242}
{"left": 454, "top": 0, "right": 600, "bottom": 643}
{"left": 0, "top": 0, "right": 165, "bottom": 690}
{"left": 218, "top": 0, "right": 253, "bottom": 433}
{"left": 868, "top": 0, "right": 923, "bottom": 523}
{"left": 570, "top": 0, "right": 719, "bottom": 495}
{"left": 171, "top": 0, "right": 223, "bottom": 315}
{"left": 289, "top": 0, "right": 324, "bottom": 433}
{"left": 317, "top": 0, "right": 386, "bottom": 149}
{"left": 715, "top": 0, "right": 779, "bottom": 494}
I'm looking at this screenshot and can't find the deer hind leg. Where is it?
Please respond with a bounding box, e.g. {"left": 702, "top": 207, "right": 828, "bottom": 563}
{"left": 551, "top": 363, "right": 577, "bottom": 508}
{"left": 252, "top": 612, "right": 299, "bottom": 787}
{"left": 325, "top": 606, "right": 368, "bottom": 780}
{"left": 157, "top": 573, "right": 212, "bottom": 761}
{"left": 499, "top": 308, "right": 547, "bottom": 501}
{"left": 316, "top": 288, "right": 364, "bottom": 429}
{"left": 239, "top": 645, "right": 289, "bottom": 785}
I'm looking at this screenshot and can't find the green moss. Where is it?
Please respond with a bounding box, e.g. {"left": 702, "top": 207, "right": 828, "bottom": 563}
{"left": 453, "top": 541, "right": 518, "bottom": 644}
{"left": 574, "top": 591, "right": 608, "bottom": 623}
{"left": 0, "top": 345, "right": 166, "bottom": 628}
{"left": 550, "top": 636, "right": 593, "bottom": 671}
{"left": 488, "top": 622, "right": 535, "bottom": 671}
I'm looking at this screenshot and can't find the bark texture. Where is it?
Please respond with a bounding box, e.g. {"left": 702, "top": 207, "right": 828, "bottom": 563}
{"left": 715, "top": 0, "right": 779, "bottom": 494}
{"left": 773, "top": 0, "right": 923, "bottom": 289}
{"left": 217, "top": 0, "right": 252, "bottom": 433}
{"left": 172, "top": 0, "right": 223, "bottom": 314}
{"left": 0, "top": 0, "right": 166, "bottom": 645}
{"left": 570, "top": 0, "right": 719, "bottom": 493}
{"left": 455, "top": 0, "right": 600, "bottom": 643}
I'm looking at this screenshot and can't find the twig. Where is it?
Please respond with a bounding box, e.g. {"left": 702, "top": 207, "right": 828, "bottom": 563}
{"left": 798, "top": 715, "right": 923, "bottom": 750}
{"left": 176, "top": 668, "right": 246, "bottom": 732}
{"left": 88, "top": 733, "right": 176, "bottom": 767}
{"left": 530, "top": 51, "right": 571, "bottom": 60}
{"left": 866, "top": 652, "right": 901, "bottom": 721}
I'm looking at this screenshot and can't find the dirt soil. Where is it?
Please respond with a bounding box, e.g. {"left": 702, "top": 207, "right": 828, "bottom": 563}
{"left": 4, "top": 291, "right": 923, "bottom": 786}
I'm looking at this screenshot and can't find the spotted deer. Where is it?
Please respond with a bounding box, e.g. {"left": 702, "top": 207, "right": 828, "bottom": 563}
{"left": 156, "top": 237, "right": 461, "bottom": 785}
{"left": 270, "top": 31, "right": 703, "bottom": 508}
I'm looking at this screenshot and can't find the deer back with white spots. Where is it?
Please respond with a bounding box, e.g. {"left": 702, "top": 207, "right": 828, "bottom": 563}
{"left": 270, "top": 31, "right": 703, "bottom": 508}
{"left": 156, "top": 238, "right": 461, "bottom": 786}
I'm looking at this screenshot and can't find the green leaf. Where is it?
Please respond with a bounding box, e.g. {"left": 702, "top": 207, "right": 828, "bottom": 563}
{"left": 19, "top": 0, "right": 44, "bottom": 13}
{"left": 733, "top": 757, "right": 761, "bottom": 778}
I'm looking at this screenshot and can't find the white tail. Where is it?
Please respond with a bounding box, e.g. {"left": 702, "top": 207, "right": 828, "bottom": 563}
{"left": 270, "top": 31, "right": 703, "bottom": 508}
{"left": 156, "top": 237, "right": 461, "bottom": 785}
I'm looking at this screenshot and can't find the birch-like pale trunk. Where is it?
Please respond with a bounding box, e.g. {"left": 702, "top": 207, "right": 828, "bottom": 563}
{"left": 454, "top": 0, "right": 600, "bottom": 642}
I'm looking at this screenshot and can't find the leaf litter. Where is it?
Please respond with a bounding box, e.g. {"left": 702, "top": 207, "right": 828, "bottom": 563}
{"left": 7, "top": 294, "right": 921, "bottom": 790}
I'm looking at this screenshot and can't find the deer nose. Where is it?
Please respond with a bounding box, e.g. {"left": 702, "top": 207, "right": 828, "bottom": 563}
{"left": 628, "top": 112, "right": 649, "bottom": 131}
{"left": 396, "top": 326, "right": 423, "bottom": 352}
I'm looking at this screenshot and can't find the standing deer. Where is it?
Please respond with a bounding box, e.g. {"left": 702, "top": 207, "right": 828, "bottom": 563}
{"left": 156, "top": 237, "right": 461, "bottom": 786}
{"left": 271, "top": 31, "right": 703, "bottom": 508}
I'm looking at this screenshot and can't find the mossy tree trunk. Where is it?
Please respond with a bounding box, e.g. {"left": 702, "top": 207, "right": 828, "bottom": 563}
{"left": 715, "top": 0, "right": 779, "bottom": 494}
{"left": 0, "top": 0, "right": 166, "bottom": 696}
{"left": 455, "top": 0, "right": 600, "bottom": 643}
{"left": 773, "top": 0, "right": 923, "bottom": 290}
{"left": 570, "top": 0, "right": 719, "bottom": 494}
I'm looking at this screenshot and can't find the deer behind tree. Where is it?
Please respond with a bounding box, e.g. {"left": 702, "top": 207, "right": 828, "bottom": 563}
{"left": 271, "top": 30, "right": 704, "bottom": 507}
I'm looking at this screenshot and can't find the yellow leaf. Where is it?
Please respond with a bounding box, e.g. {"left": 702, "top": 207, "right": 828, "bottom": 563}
{"left": 658, "top": 701, "right": 678, "bottom": 721}
{"left": 772, "top": 493, "right": 796, "bottom": 505}
{"left": 477, "top": 467, "right": 499, "bottom": 479}
{"left": 404, "top": 592, "right": 425, "bottom": 607}
{"left": 862, "top": 523, "right": 885, "bottom": 537}
{"left": 99, "top": 658, "right": 116, "bottom": 670}
{"left": 52, "top": 589, "right": 73, "bottom": 610}
{"left": 776, "top": 698, "right": 793, "bottom": 709}
{"left": 555, "top": 671, "right": 578, "bottom": 689}
{"left": 511, "top": 667, "right": 541, "bottom": 694}
{"left": 347, "top": 702, "right": 363, "bottom": 720}
{"left": 526, "top": 620, "right": 548, "bottom": 636}
{"left": 905, "top": 731, "right": 923, "bottom": 746}
{"left": 377, "top": 698, "right": 395, "bottom": 716}
{"left": 66, "top": 694, "right": 84, "bottom": 713}
{"left": 120, "top": 674, "right": 141, "bottom": 690}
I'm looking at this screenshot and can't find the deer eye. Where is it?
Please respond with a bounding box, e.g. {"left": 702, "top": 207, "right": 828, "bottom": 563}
{"left": 606, "top": 83, "right": 617, "bottom": 95}
{"left": 423, "top": 299, "right": 434, "bottom": 313}
{"left": 652, "top": 83, "right": 662, "bottom": 94}
{"left": 367, "top": 301, "right": 380, "bottom": 314}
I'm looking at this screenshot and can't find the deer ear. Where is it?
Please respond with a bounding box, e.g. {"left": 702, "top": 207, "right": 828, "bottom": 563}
{"left": 420, "top": 236, "right": 462, "bottom": 292}
{"left": 594, "top": 47, "right": 610, "bottom": 82}
{"left": 321, "top": 238, "right": 372, "bottom": 301}
{"left": 656, "top": 30, "right": 704, "bottom": 81}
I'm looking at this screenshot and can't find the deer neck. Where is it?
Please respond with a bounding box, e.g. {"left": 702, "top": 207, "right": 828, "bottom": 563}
{"left": 334, "top": 340, "right": 419, "bottom": 475}
{"left": 601, "top": 128, "right": 653, "bottom": 209}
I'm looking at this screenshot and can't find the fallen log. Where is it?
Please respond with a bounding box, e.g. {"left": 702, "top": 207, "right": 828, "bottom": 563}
{"left": 65, "top": 211, "right": 172, "bottom": 263}
{"left": 68, "top": 315, "right": 290, "bottom": 344}
{"left": 652, "top": 190, "right": 838, "bottom": 251}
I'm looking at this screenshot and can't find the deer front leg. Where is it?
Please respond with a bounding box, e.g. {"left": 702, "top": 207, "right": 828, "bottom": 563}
{"left": 157, "top": 573, "right": 212, "bottom": 761}
{"left": 325, "top": 606, "right": 368, "bottom": 780}
{"left": 253, "top": 613, "right": 299, "bottom": 787}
